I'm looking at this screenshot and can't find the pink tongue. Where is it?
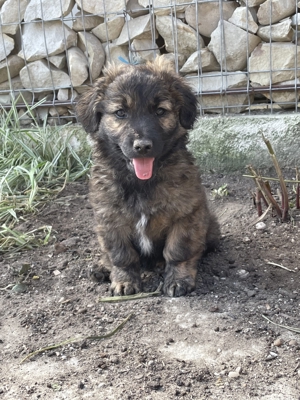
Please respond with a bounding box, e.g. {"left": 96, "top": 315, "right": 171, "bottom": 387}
{"left": 132, "top": 158, "right": 154, "bottom": 180}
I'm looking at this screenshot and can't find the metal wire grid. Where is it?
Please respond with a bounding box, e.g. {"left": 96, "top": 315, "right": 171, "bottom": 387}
{"left": 0, "top": 0, "right": 299, "bottom": 124}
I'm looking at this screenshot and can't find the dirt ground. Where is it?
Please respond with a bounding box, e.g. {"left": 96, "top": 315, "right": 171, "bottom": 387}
{"left": 1, "top": 170, "right": 300, "bottom": 400}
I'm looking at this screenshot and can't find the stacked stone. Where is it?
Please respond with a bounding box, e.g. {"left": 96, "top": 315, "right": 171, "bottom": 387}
{"left": 0, "top": 0, "right": 299, "bottom": 122}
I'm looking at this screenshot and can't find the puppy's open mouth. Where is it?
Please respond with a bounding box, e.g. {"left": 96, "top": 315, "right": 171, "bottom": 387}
{"left": 132, "top": 158, "right": 155, "bottom": 180}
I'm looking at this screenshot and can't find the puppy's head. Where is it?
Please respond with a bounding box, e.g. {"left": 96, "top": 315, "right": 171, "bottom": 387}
{"left": 76, "top": 58, "right": 198, "bottom": 180}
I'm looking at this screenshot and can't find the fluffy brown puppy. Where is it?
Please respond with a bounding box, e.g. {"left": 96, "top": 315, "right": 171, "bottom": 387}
{"left": 76, "top": 58, "right": 220, "bottom": 297}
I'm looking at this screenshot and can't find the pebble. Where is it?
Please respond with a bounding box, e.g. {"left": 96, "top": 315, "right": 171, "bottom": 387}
{"left": 289, "top": 339, "right": 298, "bottom": 346}
{"left": 77, "top": 308, "right": 87, "bottom": 314}
{"left": 228, "top": 371, "right": 239, "bottom": 379}
{"left": 273, "top": 338, "right": 284, "bottom": 347}
{"left": 247, "top": 290, "right": 256, "bottom": 297}
{"left": 256, "top": 222, "right": 266, "bottom": 230}
{"left": 78, "top": 381, "right": 85, "bottom": 389}
{"left": 209, "top": 306, "right": 220, "bottom": 313}
{"left": 236, "top": 366, "right": 242, "bottom": 374}
{"left": 243, "top": 236, "right": 251, "bottom": 243}
{"left": 266, "top": 352, "right": 278, "bottom": 361}
{"left": 237, "top": 269, "right": 249, "bottom": 279}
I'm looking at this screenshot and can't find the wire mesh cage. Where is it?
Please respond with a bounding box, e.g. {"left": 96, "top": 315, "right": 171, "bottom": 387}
{"left": 0, "top": 0, "right": 299, "bottom": 125}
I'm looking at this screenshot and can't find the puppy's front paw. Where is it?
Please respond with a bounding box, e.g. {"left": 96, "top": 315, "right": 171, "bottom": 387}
{"left": 163, "top": 278, "right": 195, "bottom": 297}
{"left": 110, "top": 266, "right": 142, "bottom": 296}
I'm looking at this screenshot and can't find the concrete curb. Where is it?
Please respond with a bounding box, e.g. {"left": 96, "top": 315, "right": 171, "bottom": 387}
{"left": 189, "top": 114, "right": 300, "bottom": 172}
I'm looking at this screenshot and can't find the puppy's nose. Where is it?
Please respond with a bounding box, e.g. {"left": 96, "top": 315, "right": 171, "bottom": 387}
{"left": 133, "top": 139, "right": 153, "bottom": 155}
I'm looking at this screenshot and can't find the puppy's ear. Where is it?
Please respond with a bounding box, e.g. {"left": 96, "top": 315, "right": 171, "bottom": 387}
{"left": 75, "top": 77, "right": 106, "bottom": 135}
{"left": 176, "top": 81, "right": 198, "bottom": 130}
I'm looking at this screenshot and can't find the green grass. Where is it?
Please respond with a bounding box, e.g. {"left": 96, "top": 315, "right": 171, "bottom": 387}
{"left": 0, "top": 96, "right": 92, "bottom": 253}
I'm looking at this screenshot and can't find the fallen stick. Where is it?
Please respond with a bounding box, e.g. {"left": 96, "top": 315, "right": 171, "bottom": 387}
{"left": 262, "top": 314, "right": 300, "bottom": 334}
{"left": 20, "top": 313, "right": 133, "bottom": 364}
{"left": 99, "top": 282, "right": 163, "bottom": 303}
{"left": 266, "top": 260, "right": 295, "bottom": 273}
{"left": 251, "top": 205, "right": 272, "bottom": 226}
{"left": 257, "top": 178, "right": 282, "bottom": 219}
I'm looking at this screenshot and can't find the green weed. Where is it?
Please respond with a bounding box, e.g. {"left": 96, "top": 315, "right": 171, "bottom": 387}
{"left": 0, "top": 96, "right": 91, "bottom": 253}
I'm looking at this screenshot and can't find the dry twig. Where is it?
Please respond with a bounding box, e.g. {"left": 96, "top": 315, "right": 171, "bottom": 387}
{"left": 266, "top": 260, "right": 295, "bottom": 273}
{"left": 250, "top": 205, "right": 272, "bottom": 226}
{"left": 20, "top": 313, "right": 133, "bottom": 364}
{"left": 99, "top": 282, "right": 163, "bottom": 303}
{"left": 262, "top": 315, "right": 300, "bottom": 334}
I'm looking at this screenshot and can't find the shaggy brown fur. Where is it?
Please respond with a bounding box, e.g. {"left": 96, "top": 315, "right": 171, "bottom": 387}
{"left": 76, "top": 58, "right": 220, "bottom": 297}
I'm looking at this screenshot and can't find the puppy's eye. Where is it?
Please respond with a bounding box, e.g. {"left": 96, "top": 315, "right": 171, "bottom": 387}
{"left": 115, "top": 109, "right": 127, "bottom": 118}
{"left": 156, "top": 108, "right": 166, "bottom": 116}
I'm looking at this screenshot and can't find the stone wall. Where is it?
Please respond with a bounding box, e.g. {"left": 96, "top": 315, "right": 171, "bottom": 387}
{"left": 0, "top": 0, "right": 300, "bottom": 124}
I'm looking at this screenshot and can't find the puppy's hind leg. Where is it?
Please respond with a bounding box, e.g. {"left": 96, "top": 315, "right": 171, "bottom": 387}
{"left": 205, "top": 213, "right": 221, "bottom": 253}
{"left": 88, "top": 252, "right": 111, "bottom": 282}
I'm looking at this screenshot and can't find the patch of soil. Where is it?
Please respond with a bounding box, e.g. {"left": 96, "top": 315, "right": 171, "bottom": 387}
{"left": 1, "top": 171, "right": 300, "bottom": 400}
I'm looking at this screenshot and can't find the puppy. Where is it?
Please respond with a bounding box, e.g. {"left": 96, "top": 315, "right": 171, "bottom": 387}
{"left": 76, "top": 58, "right": 220, "bottom": 297}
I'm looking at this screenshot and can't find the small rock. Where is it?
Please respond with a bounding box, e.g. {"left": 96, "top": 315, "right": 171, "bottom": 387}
{"left": 0, "top": 34, "right": 14, "bottom": 62}
{"left": 237, "top": 269, "right": 249, "bottom": 279}
{"left": 256, "top": 222, "right": 266, "bottom": 230}
{"left": 236, "top": 366, "right": 242, "bottom": 374}
{"left": 273, "top": 338, "right": 284, "bottom": 347}
{"left": 266, "top": 351, "right": 278, "bottom": 361}
{"left": 77, "top": 308, "right": 87, "bottom": 314}
{"left": 24, "top": 0, "right": 74, "bottom": 22}
{"left": 243, "top": 236, "right": 251, "bottom": 243}
{"left": 20, "top": 59, "right": 71, "bottom": 90}
{"left": 167, "top": 338, "right": 174, "bottom": 344}
{"left": 247, "top": 290, "right": 256, "bottom": 297}
{"left": 208, "top": 20, "right": 260, "bottom": 71}
{"left": 92, "top": 15, "right": 125, "bottom": 42}
{"left": 116, "top": 14, "right": 155, "bottom": 46}
{"left": 156, "top": 15, "right": 204, "bottom": 57}
{"left": 72, "top": 12, "right": 103, "bottom": 32}
{"left": 228, "top": 371, "right": 239, "bottom": 379}
{"left": 67, "top": 47, "right": 89, "bottom": 87}
{"left": 289, "top": 339, "right": 298, "bottom": 346}
{"left": 257, "top": 0, "right": 295, "bottom": 25}
{"left": 19, "top": 21, "right": 76, "bottom": 62}
{"left": 209, "top": 306, "right": 220, "bottom": 313}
